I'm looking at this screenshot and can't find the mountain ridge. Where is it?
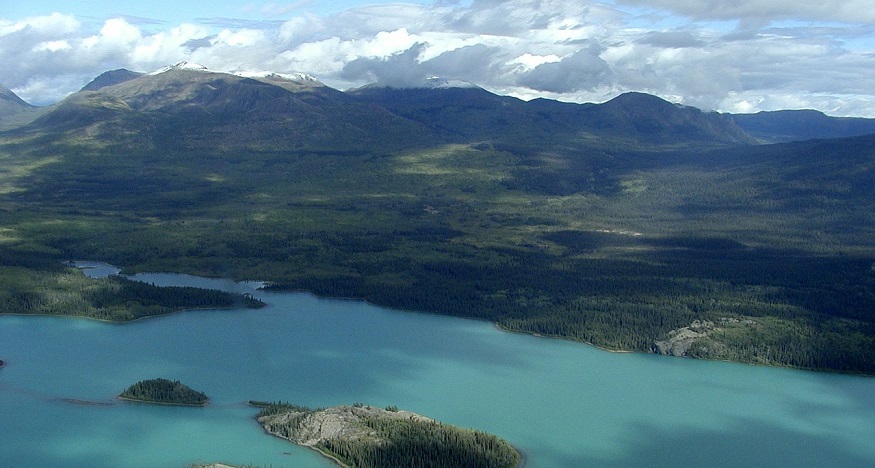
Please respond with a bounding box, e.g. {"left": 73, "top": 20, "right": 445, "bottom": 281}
{"left": 14, "top": 65, "right": 875, "bottom": 145}
{"left": 21, "top": 65, "right": 758, "bottom": 152}
{"left": 30, "top": 66, "right": 439, "bottom": 153}
{"left": 729, "top": 109, "right": 875, "bottom": 142}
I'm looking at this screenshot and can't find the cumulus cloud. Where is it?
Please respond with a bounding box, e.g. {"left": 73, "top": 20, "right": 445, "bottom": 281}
{"left": 519, "top": 45, "right": 611, "bottom": 93}
{"left": 1, "top": 1, "right": 874, "bottom": 116}
{"left": 342, "top": 42, "right": 431, "bottom": 86}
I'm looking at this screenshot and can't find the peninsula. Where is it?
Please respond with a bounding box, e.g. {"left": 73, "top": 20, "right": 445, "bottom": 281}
{"left": 252, "top": 402, "right": 520, "bottom": 467}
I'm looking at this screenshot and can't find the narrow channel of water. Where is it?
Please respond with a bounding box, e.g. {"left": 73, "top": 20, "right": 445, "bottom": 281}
{"left": 0, "top": 265, "right": 873, "bottom": 467}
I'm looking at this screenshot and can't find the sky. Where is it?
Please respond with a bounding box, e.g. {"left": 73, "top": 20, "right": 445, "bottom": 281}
{"left": 2, "top": 0, "right": 875, "bottom": 116}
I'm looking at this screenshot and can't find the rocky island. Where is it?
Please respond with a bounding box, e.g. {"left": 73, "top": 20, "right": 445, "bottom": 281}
{"left": 119, "top": 378, "right": 208, "bottom": 406}
{"left": 252, "top": 402, "right": 521, "bottom": 467}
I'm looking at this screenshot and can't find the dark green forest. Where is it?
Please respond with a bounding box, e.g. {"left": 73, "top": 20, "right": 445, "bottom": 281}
{"left": 119, "top": 378, "right": 208, "bottom": 405}
{"left": 320, "top": 417, "right": 520, "bottom": 468}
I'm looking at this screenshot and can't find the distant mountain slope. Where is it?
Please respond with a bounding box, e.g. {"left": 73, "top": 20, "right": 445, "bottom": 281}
{"left": 30, "top": 65, "right": 438, "bottom": 152}
{"left": 81, "top": 69, "right": 144, "bottom": 91}
{"left": 22, "top": 66, "right": 757, "bottom": 151}
{"left": 0, "top": 83, "right": 45, "bottom": 129}
{"left": 729, "top": 109, "right": 875, "bottom": 142}
{"left": 0, "top": 83, "right": 32, "bottom": 111}
{"left": 591, "top": 92, "right": 756, "bottom": 145}
{"left": 349, "top": 87, "right": 756, "bottom": 146}
{"left": 347, "top": 85, "right": 549, "bottom": 142}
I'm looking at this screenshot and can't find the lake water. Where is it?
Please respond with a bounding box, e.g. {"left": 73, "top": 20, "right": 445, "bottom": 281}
{"left": 1, "top": 265, "right": 874, "bottom": 467}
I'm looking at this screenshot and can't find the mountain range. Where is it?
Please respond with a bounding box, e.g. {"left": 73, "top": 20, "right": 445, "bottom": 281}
{"left": 1, "top": 64, "right": 874, "bottom": 373}
{"left": 4, "top": 63, "right": 875, "bottom": 145}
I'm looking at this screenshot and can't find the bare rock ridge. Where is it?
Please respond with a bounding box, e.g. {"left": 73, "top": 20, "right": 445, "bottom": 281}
{"left": 260, "top": 404, "right": 435, "bottom": 446}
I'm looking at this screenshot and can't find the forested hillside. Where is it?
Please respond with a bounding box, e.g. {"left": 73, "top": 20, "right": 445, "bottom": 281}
{"left": 0, "top": 67, "right": 872, "bottom": 373}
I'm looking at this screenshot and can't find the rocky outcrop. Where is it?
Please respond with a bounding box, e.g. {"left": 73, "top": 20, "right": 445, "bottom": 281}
{"left": 255, "top": 403, "right": 521, "bottom": 467}
{"left": 259, "top": 404, "right": 433, "bottom": 447}
{"left": 653, "top": 318, "right": 756, "bottom": 357}
{"left": 652, "top": 320, "right": 716, "bottom": 356}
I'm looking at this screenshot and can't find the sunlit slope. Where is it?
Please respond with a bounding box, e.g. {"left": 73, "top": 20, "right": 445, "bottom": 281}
{"left": 29, "top": 68, "right": 440, "bottom": 153}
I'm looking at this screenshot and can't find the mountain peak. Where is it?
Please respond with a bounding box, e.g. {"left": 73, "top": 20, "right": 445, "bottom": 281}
{"left": 592, "top": 92, "right": 756, "bottom": 144}
{"left": 420, "top": 77, "right": 480, "bottom": 89}
{"left": 145, "top": 63, "right": 324, "bottom": 88}
{"left": 603, "top": 92, "right": 680, "bottom": 109}
{"left": 234, "top": 70, "right": 320, "bottom": 83}
{"left": 358, "top": 77, "right": 481, "bottom": 91}
{"left": 81, "top": 69, "right": 144, "bottom": 92}
{"left": 148, "top": 61, "right": 212, "bottom": 75}
{"left": 0, "top": 83, "right": 35, "bottom": 112}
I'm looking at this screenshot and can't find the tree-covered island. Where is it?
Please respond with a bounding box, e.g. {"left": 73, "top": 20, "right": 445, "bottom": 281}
{"left": 119, "top": 378, "right": 209, "bottom": 406}
{"left": 251, "top": 401, "right": 521, "bottom": 468}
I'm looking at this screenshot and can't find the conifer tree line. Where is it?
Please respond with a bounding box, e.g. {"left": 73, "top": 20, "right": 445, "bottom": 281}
{"left": 318, "top": 417, "right": 520, "bottom": 468}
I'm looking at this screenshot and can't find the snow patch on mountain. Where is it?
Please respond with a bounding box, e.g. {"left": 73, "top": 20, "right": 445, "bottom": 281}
{"left": 234, "top": 70, "right": 320, "bottom": 83}
{"left": 421, "top": 77, "right": 480, "bottom": 89}
{"left": 148, "top": 62, "right": 322, "bottom": 85}
{"left": 149, "top": 61, "right": 212, "bottom": 75}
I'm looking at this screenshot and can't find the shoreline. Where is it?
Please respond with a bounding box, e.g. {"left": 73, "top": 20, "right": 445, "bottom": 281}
{"left": 0, "top": 303, "right": 257, "bottom": 325}
{"left": 494, "top": 322, "right": 635, "bottom": 354}
{"left": 7, "top": 261, "right": 872, "bottom": 376}
{"left": 117, "top": 395, "right": 208, "bottom": 407}
{"left": 309, "top": 445, "right": 350, "bottom": 468}
{"left": 5, "top": 296, "right": 873, "bottom": 377}
{"left": 492, "top": 324, "right": 875, "bottom": 377}
{"left": 253, "top": 413, "right": 351, "bottom": 467}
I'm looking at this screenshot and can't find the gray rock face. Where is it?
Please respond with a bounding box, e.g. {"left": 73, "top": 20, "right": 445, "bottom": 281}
{"left": 259, "top": 405, "right": 433, "bottom": 446}
{"left": 652, "top": 320, "right": 715, "bottom": 356}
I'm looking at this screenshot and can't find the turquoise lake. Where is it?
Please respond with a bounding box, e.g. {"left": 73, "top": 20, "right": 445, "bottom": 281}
{"left": 1, "top": 265, "right": 874, "bottom": 467}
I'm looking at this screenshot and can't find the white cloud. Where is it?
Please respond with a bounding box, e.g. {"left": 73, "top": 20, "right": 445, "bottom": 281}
{"left": 509, "top": 53, "right": 562, "bottom": 71}
{"left": 33, "top": 40, "right": 71, "bottom": 52}
{"left": 1, "top": 1, "right": 874, "bottom": 115}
